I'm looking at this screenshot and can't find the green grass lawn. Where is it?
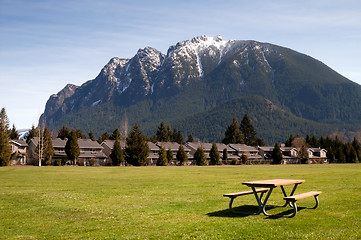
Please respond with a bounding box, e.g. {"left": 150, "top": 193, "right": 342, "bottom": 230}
{"left": 1, "top": 164, "right": 360, "bottom": 239}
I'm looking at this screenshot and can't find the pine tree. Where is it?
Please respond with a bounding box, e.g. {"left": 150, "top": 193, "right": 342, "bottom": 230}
{"left": 110, "top": 139, "right": 124, "bottom": 166}
{"left": 157, "top": 145, "right": 168, "bottom": 166}
{"left": 9, "top": 124, "right": 19, "bottom": 140}
{"left": 88, "top": 130, "right": 96, "bottom": 141}
{"left": 166, "top": 148, "right": 173, "bottom": 164}
{"left": 352, "top": 138, "right": 361, "bottom": 162}
{"left": 26, "top": 125, "right": 37, "bottom": 143}
{"left": 111, "top": 128, "right": 121, "bottom": 140}
{"left": 240, "top": 114, "right": 258, "bottom": 146}
{"left": 176, "top": 144, "right": 188, "bottom": 165}
{"left": 187, "top": 134, "right": 194, "bottom": 143}
{"left": 222, "top": 117, "right": 244, "bottom": 144}
{"left": 42, "top": 127, "right": 54, "bottom": 166}
{"left": 57, "top": 125, "right": 70, "bottom": 140}
{"left": 76, "top": 128, "right": 87, "bottom": 139}
{"left": 98, "top": 131, "right": 109, "bottom": 143}
{"left": 194, "top": 147, "right": 207, "bottom": 166}
{"left": 124, "top": 124, "right": 149, "bottom": 166}
{"left": 65, "top": 129, "right": 80, "bottom": 165}
{"left": 0, "top": 108, "right": 11, "bottom": 166}
{"left": 155, "top": 122, "right": 170, "bottom": 142}
{"left": 272, "top": 143, "right": 283, "bottom": 164}
{"left": 209, "top": 142, "right": 220, "bottom": 165}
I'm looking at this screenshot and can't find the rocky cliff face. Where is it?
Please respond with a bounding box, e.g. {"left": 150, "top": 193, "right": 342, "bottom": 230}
{"left": 40, "top": 35, "right": 361, "bottom": 142}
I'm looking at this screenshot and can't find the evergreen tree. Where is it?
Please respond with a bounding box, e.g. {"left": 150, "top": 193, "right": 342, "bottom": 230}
{"left": 285, "top": 134, "right": 294, "bottom": 147}
{"left": 240, "top": 114, "right": 258, "bottom": 146}
{"left": 88, "top": 130, "right": 96, "bottom": 141}
{"left": 111, "top": 128, "right": 121, "bottom": 140}
{"left": 9, "top": 124, "right": 19, "bottom": 140}
{"left": 0, "top": 108, "right": 11, "bottom": 166}
{"left": 222, "top": 117, "right": 244, "bottom": 144}
{"left": 0, "top": 108, "right": 10, "bottom": 131}
{"left": 222, "top": 148, "right": 228, "bottom": 164}
{"left": 209, "top": 142, "right": 220, "bottom": 165}
{"left": 98, "top": 131, "right": 109, "bottom": 143}
{"left": 76, "top": 128, "right": 87, "bottom": 139}
{"left": 65, "top": 129, "right": 80, "bottom": 165}
{"left": 187, "top": 134, "right": 194, "bottom": 143}
{"left": 57, "top": 125, "right": 70, "bottom": 140}
{"left": 176, "top": 144, "right": 188, "bottom": 165}
{"left": 194, "top": 147, "right": 207, "bottom": 166}
{"left": 110, "top": 139, "right": 124, "bottom": 166}
{"left": 352, "top": 138, "right": 361, "bottom": 162}
{"left": 157, "top": 145, "right": 168, "bottom": 166}
{"left": 172, "top": 129, "right": 183, "bottom": 144}
{"left": 26, "top": 125, "right": 37, "bottom": 143}
{"left": 42, "top": 127, "right": 54, "bottom": 166}
{"left": 166, "top": 148, "right": 173, "bottom": 164}
{"left": 155, "top": 122, "right": 170, "bottom": 142}
{"left": 124, "top": 124, "right": 149, "bottom": 166}
{"left": 272, "top": 143, "right": 283, "bottom": 164}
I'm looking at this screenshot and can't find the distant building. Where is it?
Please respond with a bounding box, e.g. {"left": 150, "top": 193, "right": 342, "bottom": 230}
{"left": 9, "top": 139, "right": 28, "bottom": 165}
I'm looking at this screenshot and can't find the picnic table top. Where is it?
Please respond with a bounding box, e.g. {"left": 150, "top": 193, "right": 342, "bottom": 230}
{"left": 242, "top": 179, "right": 305, "bottom": 188}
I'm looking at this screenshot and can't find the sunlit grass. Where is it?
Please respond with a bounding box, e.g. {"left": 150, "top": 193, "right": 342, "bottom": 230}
{"left": 0, "top": 165, "right": 360, "bottom": 239}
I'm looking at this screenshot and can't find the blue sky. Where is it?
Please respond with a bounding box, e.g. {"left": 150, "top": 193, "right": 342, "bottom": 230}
{"left": 1, "top": 0, "right": 361, "bottom": 129}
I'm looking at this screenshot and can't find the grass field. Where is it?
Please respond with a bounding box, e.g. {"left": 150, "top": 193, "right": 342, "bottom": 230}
{"left": 1, "top": 164, "right": 361, "bottom": 239}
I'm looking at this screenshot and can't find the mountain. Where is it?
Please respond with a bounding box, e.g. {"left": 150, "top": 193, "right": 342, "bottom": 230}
{"left": 40, "top": 35, "right": 361, "bottom": 144}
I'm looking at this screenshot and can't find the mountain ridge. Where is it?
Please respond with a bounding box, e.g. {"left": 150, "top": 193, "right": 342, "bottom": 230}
{"left": 40, "top": 35, "right": 361, "bottom": 143}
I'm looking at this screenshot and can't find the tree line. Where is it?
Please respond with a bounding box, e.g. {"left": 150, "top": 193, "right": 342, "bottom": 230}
{"left": 1, "top": 105, "right": 361, "bottom": 166}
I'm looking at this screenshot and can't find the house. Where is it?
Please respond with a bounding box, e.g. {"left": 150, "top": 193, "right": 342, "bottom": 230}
{"left": 28, "top": 137, "right": 106, "bottom": 166}
{"left": 101, "top": 140, "right": 127, "bottom": 165}
{"left": 185, "top": 142, "right": 237, "bottom": 164}
{"left": 258, "top": 146, "right": 274, "bottom": 159}
{"left": 228, "top": 144, "right": 263, "bottom": 164}
{"left": 9, "top": 139, "right": 28, "bottom": 165}
{"left": 280, "top": 147, "right": 299, "bottom": 164}
{"left": 148, "top": 142, "right": 160, "bottom": 165}
{"left": 156, "top": 142, "right": 193, "bottom": 165}
{"left": 308, "top": 148, "right": 328, "bottom": 164}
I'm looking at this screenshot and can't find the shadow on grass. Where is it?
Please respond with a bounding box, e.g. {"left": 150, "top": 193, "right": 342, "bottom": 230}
{"left": 207, "top": 205, "right": 260, "bottom": 218}
{"left": 207, "top": 205, "right": 307, "bottom": 219}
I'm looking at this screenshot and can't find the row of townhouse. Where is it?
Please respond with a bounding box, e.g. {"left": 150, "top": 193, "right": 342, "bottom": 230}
{"left": 9, "top": 138, "right": 328, "bottom": 166}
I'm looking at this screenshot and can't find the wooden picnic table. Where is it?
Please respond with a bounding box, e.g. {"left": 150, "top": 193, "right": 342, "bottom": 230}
{"left": 224, "top": 179, "right": 321, "bottom": 218}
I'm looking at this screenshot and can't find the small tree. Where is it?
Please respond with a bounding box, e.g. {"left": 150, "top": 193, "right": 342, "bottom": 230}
{"left": 176, "top": 144, "right": 188, "bottom": 165}
{"left": 88, "top": 130, "right": 96, "bottom": 141}
{"left": 166, "top": 148, "right": 173, "bottom": 164}
{"left": 155, "top": 122, "right": 170, "bottom": 142}
{"left": 194, "top": 147, "right": 207, "bottom": 166}
{"left": 9, "top": 124, "right": 19, "bottom": 140}
{"left": 57, "top": 125, "right": 70, "bottom": 140}
{"left": 157, "top": 145, "right": 168, "bottom": 166}
{"left": 241, "top": 153, "right": 248, "bottom": 165}
{"left": 26, "top": 125, "right": 37, "bottom": 143}
{"left": 240, "top": 114, "right": 258, "bottom": 146}
{"left": 187, "top": 134, "right": 194, "bottom": 143}
{"left": 272, "top": 143, "right": 283, "bottom": 164}
{"left": 222, "top": 117, "right": 244, "bottom": 144}
{"left": 209, "top": 142, "right": 220, "bottom": 165}
{"left": 111, "top": 128, "right": 121, "bottom": 141}
{"left": 65, "top": 129, "right": 80, "bottom": 165}
{"left": 298, "top": 145, "right": 309, "bottom": 164}
{"left": 42, "top": 127, "right": 54, "bottom": 166}
{"left": 124, "top": 124, "right": 149, "bottom": 166}
{"left": 0, "top": 108, "right": 11, "bottom": 166}
{"left": 110, "top": 139, "right": 124, "bottom": 166}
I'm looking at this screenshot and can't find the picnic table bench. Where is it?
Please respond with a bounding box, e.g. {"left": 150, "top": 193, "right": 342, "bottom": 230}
{"left": 224, "top": 179, "right": 322, "bottom": 218}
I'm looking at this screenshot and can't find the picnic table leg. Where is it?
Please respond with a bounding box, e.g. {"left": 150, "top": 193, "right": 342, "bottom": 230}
{"left": 228, "top": 190, "right": 268, "bottom": 215}
{"left": 266, "top": 184, "right": 301, "bottom": 208}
